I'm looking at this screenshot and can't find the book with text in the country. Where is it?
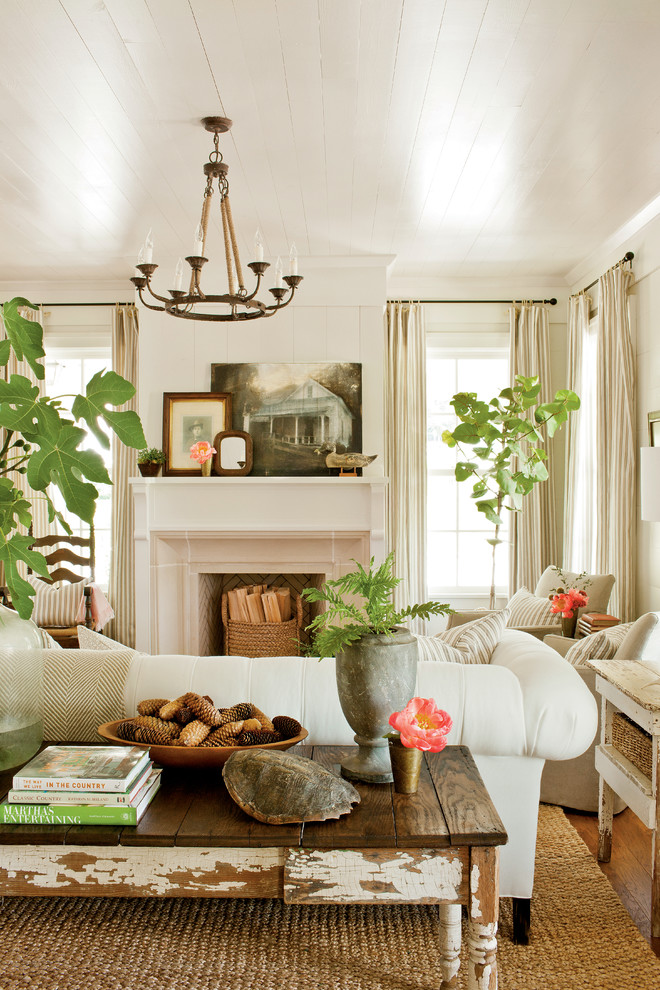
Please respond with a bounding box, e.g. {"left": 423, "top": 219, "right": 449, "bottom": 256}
{"left": 0, "top": 769, "right": 162, "bottom": 825}
{"left": 12, "top": 745, "right": 151, "bottom": 793}
{"left": 8, "top": 762, "right": 154, "bottom": 805}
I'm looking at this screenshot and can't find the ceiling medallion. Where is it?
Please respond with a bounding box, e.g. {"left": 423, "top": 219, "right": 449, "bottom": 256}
{"left": 130, "top": 116, "right": 303, "bottom": 321}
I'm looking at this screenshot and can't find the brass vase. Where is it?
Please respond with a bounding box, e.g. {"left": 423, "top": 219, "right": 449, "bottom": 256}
{"left": 388, "top": 737, "right": 423, "bottom": 794}
{"left": 201, "top": 460, "right": 212, "bottom": 477}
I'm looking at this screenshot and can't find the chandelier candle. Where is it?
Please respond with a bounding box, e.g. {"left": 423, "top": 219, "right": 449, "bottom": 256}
{"left": 131, "top": 116, "right": 303, "bottom": 321}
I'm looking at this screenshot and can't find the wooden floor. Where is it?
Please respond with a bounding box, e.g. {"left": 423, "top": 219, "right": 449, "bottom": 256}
{"left": 565, "top": 806, "right": 660, "bottom": 957}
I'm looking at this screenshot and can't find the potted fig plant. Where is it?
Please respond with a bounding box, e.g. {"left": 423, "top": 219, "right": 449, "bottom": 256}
{"left": 0, "top": 297, "right": 147, "bottom": 770}
{"left": 137, "top": 447, "right": 165, "bottom": 477}
{"left": 302, "top": 554, "right": 451, "bottom": 783}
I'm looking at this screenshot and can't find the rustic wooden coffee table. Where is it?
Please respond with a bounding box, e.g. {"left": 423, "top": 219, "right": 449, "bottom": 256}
{"left": 0, "top": 744, "right": 506, "bottom": 990}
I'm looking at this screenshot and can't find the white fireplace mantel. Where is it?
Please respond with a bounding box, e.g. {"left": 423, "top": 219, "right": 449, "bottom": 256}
{"left": 131, "top": 476, "right": 388, "bottom": 654}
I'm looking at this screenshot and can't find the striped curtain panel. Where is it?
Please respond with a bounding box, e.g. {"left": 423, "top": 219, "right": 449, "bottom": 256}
{"left": 384, "top": 302, "right": 428, "bottom": 633}
{"left": 563, "top": 293, "right": 595, "bottom": 572}
{"left": 106, "top": 304, "right": 140, "bottom": 647}
{"left": 508, "top": 304, "right": 557, "bottom": 593}
{"left": 595, "top": 266, "right": 635, "bottom": 620}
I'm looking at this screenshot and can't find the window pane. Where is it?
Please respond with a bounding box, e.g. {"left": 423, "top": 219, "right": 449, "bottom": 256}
{"left": 427, "top": 475, "right": 457, "bottom": 531}
{"left": 427, "top": 532, "right": 457, "bottom": 590}
{"left": 427, "top": 359, "right": 455, "bottom": 415}
{"left": 457, "top": 532, "right": 509, "bottom": 590}
{"left": 456, "top": 357, "right": 508, "bottom": 397}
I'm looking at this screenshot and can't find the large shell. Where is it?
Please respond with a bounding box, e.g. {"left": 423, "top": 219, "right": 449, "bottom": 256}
{"left": 222, "top": 749, "right": 361, "bottom": 824}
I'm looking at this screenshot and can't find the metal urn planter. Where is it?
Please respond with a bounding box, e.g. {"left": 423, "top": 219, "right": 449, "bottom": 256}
{"left": 335, "top": 627, "right": 418, "bottom": 783}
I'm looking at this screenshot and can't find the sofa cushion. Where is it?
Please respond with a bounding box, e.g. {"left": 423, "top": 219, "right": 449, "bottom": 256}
{"left": 28, "top": 577, "right": 85, "bottom": 627}
{"left": 613, "top": 612, "right": 660, "bottom": 670}
{"left": 506, "top": 588, "right": 560, "bottom": 628}
{"left": 534, "top": 566, "right": 615, "bottom": 615}
{"left": 563, "top": 624, "right": 631, "bottom": 666}
{"left": 434, "top": 609, "right": 510, "bottom": 664}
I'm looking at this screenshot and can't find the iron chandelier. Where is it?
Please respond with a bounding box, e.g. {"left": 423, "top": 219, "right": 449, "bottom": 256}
{"left": 130, "top": 116, "right": 303, "bottom": 321}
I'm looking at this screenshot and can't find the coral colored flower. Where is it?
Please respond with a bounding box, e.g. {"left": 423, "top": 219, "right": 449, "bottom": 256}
{"left": 389, "top": 697, "right": 452, "bottom": 752}
{"left": 550, "top": 587, "right": 588, "bottom": 619}
{"left": 190, "top": 440, "right": 216, "bottom": 464}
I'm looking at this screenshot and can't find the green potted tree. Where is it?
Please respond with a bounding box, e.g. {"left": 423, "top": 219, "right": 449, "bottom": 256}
{"left": 137, "top": 448, "right": 165, "bottom": 477}
{"left": 302, "top": 554, "right": 451, "bottom": 783}
{"left": 0, "top": 297, "right": 147, "bottom": 770}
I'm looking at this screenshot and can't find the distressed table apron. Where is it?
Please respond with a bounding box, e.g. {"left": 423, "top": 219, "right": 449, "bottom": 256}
{"left": 0, "top": 745, "right": 507, "bottom": 990}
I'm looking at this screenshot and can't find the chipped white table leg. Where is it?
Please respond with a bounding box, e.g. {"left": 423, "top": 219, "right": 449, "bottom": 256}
{"left": 467, "top": 846, "right": 499, "bottom": 990}
{"left": 598, "top": 695, "right": 614, "bottom": 862}
{"left": 438, "top": 903, "right": 462, "bottom": 989}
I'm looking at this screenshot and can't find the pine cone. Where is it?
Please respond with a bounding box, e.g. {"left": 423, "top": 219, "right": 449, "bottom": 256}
{"left": 133, "top": 715, "right": 181, "bottom": 742}
{"left": 251, "top": 705, "right": 275, "bottom": 732}
{"left": 219, "top": 702, "right": 254, "bottom": 725}
{"left": 159, "top": 699, "right": 185, "bottom": 720}
{"left": 182, "top": 693, "right": 223, "bottom": 726}
{"left": 201, "top": 724, "right": 244, "bottom": 747}
{"left": 134, "top": 724, "right": 174, "bottom": 745}
{"left": 137, "top": 698, "right": 170, "bottom": 716}
{"left": 115, "top": 720, "right": 137, "bottom": 741}
{"left": 173, "top": 706, "right": 194, "bottom": 725}
{"left": 238, "top": 729, "right": 282, "bottom": 746}
{"left": 179, "top": 719, "right": 212, "bottom": 747}
{"left": 272, "top": 715, "right": 302, "bottom": 740}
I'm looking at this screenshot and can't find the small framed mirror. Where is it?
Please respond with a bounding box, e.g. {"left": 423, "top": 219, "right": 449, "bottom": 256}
{"left": 213, "top": 430, "right": 253, "bottom": 476}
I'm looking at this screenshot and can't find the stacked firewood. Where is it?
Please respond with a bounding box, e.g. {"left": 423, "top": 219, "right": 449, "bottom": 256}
{"left": 226, "top": 584, "right": 292, "bottom": 623}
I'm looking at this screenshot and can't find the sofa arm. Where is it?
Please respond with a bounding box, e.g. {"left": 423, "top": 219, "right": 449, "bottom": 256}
{"left": 490, "top": 630, "right": 598, "bottom": 761}
{"left": 510, "top": 624, "right": 562, "bottom": 640}
{"left": 543, "top": 634, "right": 578, "bottom": 657}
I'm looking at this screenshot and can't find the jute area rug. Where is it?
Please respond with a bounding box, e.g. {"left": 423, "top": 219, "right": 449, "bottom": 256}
{"left": 2, "top": 804, "right": 660, "bottom": 989}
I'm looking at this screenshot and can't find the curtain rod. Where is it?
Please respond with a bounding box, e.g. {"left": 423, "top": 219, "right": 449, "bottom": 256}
{"left": 387, "top": 297, "right": 558, "bottom": 305}
{"left": 37, "top": 302, "right": 128, "bottom": 307}
{"left": 578, "top": 251, "right": 634, "bottom": 294}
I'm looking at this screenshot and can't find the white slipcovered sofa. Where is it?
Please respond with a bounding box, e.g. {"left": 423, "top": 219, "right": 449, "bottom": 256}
{"left": 31, "top": 628, "right": 597, "bottom": 942}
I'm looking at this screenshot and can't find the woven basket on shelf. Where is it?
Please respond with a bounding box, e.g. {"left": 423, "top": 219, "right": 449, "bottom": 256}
{"left": 221, "top": 592, "right": 303, "bottom": 658}
{"left": 611, "top": 711, "right": 652, "bottom": 778}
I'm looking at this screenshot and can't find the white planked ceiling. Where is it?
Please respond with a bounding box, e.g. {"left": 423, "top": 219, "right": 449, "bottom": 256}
{"left": 1, "top": 0, "right": 660, "bottom": 287}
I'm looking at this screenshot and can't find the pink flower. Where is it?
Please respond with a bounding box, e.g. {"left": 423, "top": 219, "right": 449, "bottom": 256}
{"left": 550, "top": 587, "right": 588, "bottom": 619}
{"left": 190, "top": 440, "right": 216, "bottom": 465}
{"left": 389, "top": 697, "right": 452, "bottom": 752}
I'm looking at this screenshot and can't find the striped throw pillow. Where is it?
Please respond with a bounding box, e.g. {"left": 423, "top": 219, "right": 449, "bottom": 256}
{"left": 415, "top": 635, "right": 465, "bottom": 663}
{"left": 506, "top": 587, "right": 560, "bottom": 628}
{"left": 564, "top": 624, "right": 632, "bottom": 667}
{"left": 434, "top": 609, "right": 510, "bottom": 665}
{"left": 29, "top": 577, "right": 85, "bottom": 627}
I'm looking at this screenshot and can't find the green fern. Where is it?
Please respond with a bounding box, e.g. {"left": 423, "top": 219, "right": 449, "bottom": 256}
{"left": 301, "top": 553, "right": 452, "bottom": 659}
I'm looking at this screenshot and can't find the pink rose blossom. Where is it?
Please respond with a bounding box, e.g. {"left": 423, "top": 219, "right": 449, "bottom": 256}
{"left": 389, "top": 697, "right": 452, "bottom": 752}
{"left": 550, "top": 587, "right": 588, "bottom": 619}
{"left": 190, "top": 440, "right": 216, "bottom": 465}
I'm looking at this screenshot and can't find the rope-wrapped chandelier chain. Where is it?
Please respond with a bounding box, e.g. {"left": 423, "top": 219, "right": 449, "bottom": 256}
{"left": 130, "top": 115, "right": 302, "bottom": 321}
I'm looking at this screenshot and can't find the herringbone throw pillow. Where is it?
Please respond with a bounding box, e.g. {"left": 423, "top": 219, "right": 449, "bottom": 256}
{"left": 41, "top": 648, "right": 134, "bottom": 741}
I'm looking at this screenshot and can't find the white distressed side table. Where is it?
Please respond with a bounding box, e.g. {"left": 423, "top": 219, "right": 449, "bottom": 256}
{"left": 586, "top": 657, "right": 660, "bottom": 936}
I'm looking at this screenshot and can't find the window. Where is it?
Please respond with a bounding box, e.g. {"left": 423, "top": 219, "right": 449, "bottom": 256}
{"left": 426, "top": 341, "right": 509, "bottom": 598}
{"left": 43, "top": 309, "right": 113, "bottom": 590}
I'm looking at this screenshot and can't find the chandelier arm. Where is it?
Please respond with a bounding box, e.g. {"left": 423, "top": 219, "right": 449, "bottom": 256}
{"left": 223, "top": 194, "right": 245, "bottom": 292}
{"left": 135, "top": 285, "right": 169, "bottom": 312}
{"left": 220, "top": 197, "right": 236, "bottom": 295}
{"left": 142, "top": 279, "right": 174, "bottom": 305}
{"left": 240, "top": 270, "right": 265, "bottom": 303}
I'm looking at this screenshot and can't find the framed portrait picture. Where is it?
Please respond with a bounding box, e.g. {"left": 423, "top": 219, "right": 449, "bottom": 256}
{"left": 162, "top": 392, "right": 232, "bottom": 476}
{"left": 649, "top": 410, "right": 660, "bottom": 448}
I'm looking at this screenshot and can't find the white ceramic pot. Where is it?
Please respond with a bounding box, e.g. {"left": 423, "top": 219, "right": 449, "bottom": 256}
{"left": 0, "top": 604, "right": 44, "bottom": 771}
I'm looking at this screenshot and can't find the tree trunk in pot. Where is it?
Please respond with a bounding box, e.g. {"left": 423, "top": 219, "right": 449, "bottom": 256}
{"left": 335, "top": 627, "right": 418, "bottom": 783}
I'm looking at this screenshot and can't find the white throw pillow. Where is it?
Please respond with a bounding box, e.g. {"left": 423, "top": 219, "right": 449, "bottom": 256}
{"left": 433, "top": 609, "right": 510, "bottom": 665}
{"left": 28, "top": 577, "right": 85, "bottom": 627}
{"left": 414, "top": 635, "right": 465, "bottom": 663}
{"left": 506, "top": 587, "right": 560, "bottom": 628}
{"left": 77, "top": 626, "right": 132, "bottom": 651}
{"left": 564, "top": 624, "right": 631, "bottom": 667}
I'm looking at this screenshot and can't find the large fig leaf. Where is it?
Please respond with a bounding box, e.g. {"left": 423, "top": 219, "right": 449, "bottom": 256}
{"left": 72, "top": 370, "right": 146, "bottom": 449}
{"left": 26, "top": 423, "right": 111, "bottom": 523}
{"left": 0, "top": 533, "right": 51, "bottom": 619}
{"left": 0, "top": 375, "right": 62, "bottom": 434}
{"left": 0, "top": 298, "right": 46, "bottom": 380}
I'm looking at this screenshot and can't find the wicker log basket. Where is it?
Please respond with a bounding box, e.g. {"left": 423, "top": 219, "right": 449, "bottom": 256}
{"left": 612, "top": 711, "right": 652, "bottom": 779}
{"left": 222, "top": 591, "right": 303, "bottom": 657}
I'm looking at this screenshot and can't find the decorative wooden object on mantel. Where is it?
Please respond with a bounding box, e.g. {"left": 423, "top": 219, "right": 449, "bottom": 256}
{"left": 0, "top": 744, "right": 507, "bottom": 987}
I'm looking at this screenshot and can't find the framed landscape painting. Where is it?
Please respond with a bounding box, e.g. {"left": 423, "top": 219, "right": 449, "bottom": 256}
{"left": 162, "top": 392, "right": 231, "bottom": 475}
{"left": 210, "top": 363, "right": 362, "bottom": 476}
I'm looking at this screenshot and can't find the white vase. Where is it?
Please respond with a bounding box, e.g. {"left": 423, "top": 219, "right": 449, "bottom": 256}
{"left": 0, "top": 604, "right": 44, "bottom": 771}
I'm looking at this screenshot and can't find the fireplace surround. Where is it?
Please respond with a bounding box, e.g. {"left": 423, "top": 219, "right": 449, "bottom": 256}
{"left": 131, "top": 477, "right": 387, "bottom": 655}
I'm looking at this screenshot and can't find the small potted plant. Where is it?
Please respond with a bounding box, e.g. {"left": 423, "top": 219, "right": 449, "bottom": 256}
{"left": 302, "top": 554, "right": 452, "bottom": 783}
{"left": 137, "top": 448, "right": 165, "bottom": 477}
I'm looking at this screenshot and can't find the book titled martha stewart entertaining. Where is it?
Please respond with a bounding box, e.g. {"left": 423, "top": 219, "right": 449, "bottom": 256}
{"left": 12, "top": 746, "right": 151, "bottom": 793}
{"left": 0, "top": 770, "right": 162, "bottom": 826}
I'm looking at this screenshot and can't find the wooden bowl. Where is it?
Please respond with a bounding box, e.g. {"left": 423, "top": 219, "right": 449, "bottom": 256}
{"left": 97, "top": 720, "right": 309, "bottom": 769}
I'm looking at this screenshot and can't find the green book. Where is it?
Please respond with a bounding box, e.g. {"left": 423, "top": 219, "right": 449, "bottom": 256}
{"left": 0, "top": 770, "right": 161, "bottom": 826}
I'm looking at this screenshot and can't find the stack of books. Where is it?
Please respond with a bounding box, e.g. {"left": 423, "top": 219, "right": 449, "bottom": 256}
{"left": 0, "top": 745, "right": 161, "bottom": 826}
{"left": 576, "top": 612, "right": 621, "bottom": 639}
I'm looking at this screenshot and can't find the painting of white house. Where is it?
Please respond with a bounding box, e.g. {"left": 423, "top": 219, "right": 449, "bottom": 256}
{"left": 210, "top": 363, "right": 362, "bottom": 476}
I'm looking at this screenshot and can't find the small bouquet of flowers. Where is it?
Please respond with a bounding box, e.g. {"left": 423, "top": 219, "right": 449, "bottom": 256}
{"left": 550, "top": 587, "right": 589, "bottom": 618}
{"left": 386, "top": 697, "right": 452, "bottom": 794}
{"left": 190, "top": 440, "right": 216, "bottom": 475}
